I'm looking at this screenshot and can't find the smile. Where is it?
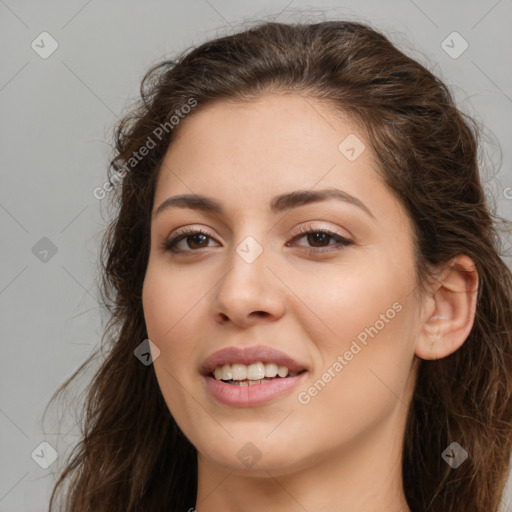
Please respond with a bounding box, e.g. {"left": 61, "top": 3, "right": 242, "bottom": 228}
{"left": 204, "top": 369, "right": 308, "bottom": 407}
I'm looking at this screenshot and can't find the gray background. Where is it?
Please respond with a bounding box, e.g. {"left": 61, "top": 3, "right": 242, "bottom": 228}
{"left": 1, "top": 0, "right": 511, "bottom": 510}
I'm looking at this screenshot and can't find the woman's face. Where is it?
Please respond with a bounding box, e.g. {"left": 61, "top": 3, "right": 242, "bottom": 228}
{"left": 142, "top": 94, "right": 423, "bottom": 475}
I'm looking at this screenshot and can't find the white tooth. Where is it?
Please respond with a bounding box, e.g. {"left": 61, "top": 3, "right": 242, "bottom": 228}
{"left": 231, "top": 364, "right": 247, "bottom": 381}
{"left": 247, "top": 362, "right": 266, "bottom": 380}
{"left": 277, "top": 365, "right": 289, "bottom": 378}
{"left": 265, "top": 363, "right": 278, "bottom": 378}
{"left": 248, "top": 380, "right": 259, "bottom": 385}
{"left": 239, "top": 381, "right": 248, "bottom": 386}
{"left": 213, "top": 362, "right": 295, "bottom": 380}
{"left": 222, "top": 364, "right": 232, "bottom": 380}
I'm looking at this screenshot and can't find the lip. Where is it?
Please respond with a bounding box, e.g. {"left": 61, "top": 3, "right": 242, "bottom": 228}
{"left": 200, "top": 345, "right": 309, "bottom": 407}
{"left": 204, "top": 371, "right": 308, "bottom": 407}
{"left": 199, "top": 344, "right": 309, "bottom": 376}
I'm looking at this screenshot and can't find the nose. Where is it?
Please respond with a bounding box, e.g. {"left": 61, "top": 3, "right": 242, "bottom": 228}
{"left": 211, "top": 242, "right": 286, "bottom": 328}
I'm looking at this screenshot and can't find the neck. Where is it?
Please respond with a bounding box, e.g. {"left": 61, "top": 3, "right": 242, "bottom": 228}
{"left": 194, "top": 404, "right": 411, "bottom": 512}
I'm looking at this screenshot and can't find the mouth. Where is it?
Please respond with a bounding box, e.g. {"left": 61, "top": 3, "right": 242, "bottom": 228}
{"left": 217, "top": 374, "right": 307, "bottom": 385}
{"left": 200, "top": 345, "right": 309, "bottom": 406}
{"left": 211, "top": 361, "right": 308, "bottom": 385}
{"left": 203, "top": 361, "right": 308, "bottom": 407}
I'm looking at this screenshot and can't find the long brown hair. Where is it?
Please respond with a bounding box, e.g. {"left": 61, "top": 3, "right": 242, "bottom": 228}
{"left": 46, "top": 18, "right": 512, "bottom": 511}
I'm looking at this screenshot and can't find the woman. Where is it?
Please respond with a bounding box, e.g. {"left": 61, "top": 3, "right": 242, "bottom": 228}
{"left": 47, "top": 19, "right": 512, "bottom": 512}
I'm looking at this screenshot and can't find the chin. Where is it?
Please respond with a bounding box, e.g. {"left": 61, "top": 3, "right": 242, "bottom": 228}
{"left": 196, "top": 437, "right": 311, "bottom": 476}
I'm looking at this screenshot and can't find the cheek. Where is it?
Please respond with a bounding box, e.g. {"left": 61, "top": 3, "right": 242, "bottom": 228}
{"left": 141, "top": 265, "right": 204, "bottom": 405}
{"left": 292, "top": 258, "right": 412, "bottom": 351}
{"left": 142, "top": 262, "right": 201, "bottom": 344}
{"left": 142, "top": 260, "right": 222, "bottom": 383}
{"left": 294, "top": 257, "right": 417, "bottom": 408}
{"left": 142, "top": 265, "right": 206, "bottom": 423}
{"left": 292, "top": 305, "right": 416, "bottom": 453}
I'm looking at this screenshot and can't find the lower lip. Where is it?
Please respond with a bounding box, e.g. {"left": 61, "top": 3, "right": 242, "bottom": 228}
{"left": 204, "top": 372, "right": 308, "bottom": 407}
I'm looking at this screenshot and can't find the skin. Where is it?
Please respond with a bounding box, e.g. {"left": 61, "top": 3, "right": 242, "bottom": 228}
{"left": 142, "top": 94, "right": 478, "bottom": 512}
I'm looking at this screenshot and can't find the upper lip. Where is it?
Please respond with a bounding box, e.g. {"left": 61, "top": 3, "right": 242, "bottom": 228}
{"left": 200, "top": 345, "right": 309, "bottom": 376}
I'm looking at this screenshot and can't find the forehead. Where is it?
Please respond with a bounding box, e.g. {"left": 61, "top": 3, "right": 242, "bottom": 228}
{"left": 169, "top": 94, "right": 363, "bottom": 165}
{"left": 153, "top": 94, "right": 407, "bottom": 229}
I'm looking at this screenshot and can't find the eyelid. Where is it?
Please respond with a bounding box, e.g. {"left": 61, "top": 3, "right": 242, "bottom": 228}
{"left": 162, "top": 221, "right": 354, "bottom": 256}
{"left": 169, "top": 224, "right": 216, "bottom": 239}
{"left": 291, "top": 222, "right": 351, "bottom": 240}
{"left": 167, "top": 221, "right": 350, "bottom": 242}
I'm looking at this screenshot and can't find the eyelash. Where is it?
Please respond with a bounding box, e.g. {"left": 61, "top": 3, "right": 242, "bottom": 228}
{"left": 162, "top": 224, "right": 353, "bottom": 256}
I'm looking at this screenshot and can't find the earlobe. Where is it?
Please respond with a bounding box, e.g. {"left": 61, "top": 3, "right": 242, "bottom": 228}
{"left": 415, "top": 255, "right": 479, "bottom": 361}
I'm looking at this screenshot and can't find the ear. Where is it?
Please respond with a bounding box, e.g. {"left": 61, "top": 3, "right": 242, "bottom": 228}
{"left": 415, "top": 255, "right": 479, "bottom": 360}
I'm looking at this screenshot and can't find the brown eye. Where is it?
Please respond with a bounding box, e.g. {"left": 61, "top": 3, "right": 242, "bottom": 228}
{"left": 164, "top": 228, "right": 218, "bottom": 254}
{"left": 163, "top": 226, "right": 353, "bottom": 256}
{"left": 185, "top": 233, "right": 210, "bottom": 250}
{"left": 289, "top": 226, "right": 353, "bottom": 254}
{"left": 304, "top": 231, "right": 333, "bottom": 247}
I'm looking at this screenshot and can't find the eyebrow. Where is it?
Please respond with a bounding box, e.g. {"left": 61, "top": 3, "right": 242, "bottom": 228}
{"left": 153, "top": 188, "right": 374, "bottom": 219}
